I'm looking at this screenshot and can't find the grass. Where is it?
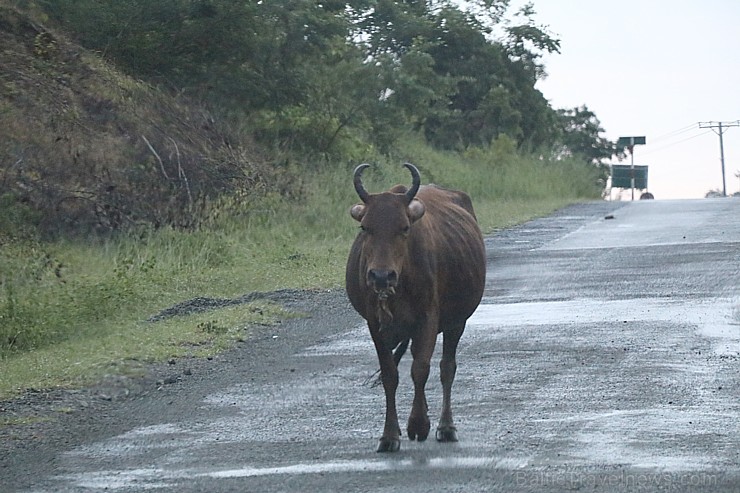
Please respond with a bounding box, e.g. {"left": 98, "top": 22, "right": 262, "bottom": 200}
{"left": 0, "top": 141, "right": 601, "bottom": 400}
{"left": 0, "top": 415, "right": 52, "bottom": 427}
{"left": 0, "top": 302, "right": 291, "bottom": 395}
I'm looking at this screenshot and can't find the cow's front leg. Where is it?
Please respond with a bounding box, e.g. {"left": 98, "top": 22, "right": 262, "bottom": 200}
{"left": 370, "top": 323, "right": 401, "bottom": 452}
{"left": 407, "top": 334, "right": 435, "bottom": 441}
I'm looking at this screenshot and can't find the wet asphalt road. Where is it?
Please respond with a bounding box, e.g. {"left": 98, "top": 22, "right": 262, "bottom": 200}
{"left": 4, "top": 198, "right": 740, "bottom": 492}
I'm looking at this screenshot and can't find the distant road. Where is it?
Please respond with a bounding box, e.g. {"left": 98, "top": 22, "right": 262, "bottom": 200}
{"left": 3, "top": 198, "right": 739, "bottom": 492}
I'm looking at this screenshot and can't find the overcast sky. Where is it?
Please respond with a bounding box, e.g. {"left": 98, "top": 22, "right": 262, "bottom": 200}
{"left": 521, "top": 0, "right": 740, "bottom": 199}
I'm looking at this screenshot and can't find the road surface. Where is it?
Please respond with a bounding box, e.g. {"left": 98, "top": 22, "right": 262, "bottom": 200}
{"left": 2, "top": 198, "right": 739, "bottom": 492}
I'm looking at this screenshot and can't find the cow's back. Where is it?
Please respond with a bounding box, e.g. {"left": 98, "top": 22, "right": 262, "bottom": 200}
{"left": 409, "top": 185, "right": 486, "bottom": 324}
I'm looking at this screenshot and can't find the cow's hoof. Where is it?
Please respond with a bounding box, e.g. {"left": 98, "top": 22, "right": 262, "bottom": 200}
{"left": 435, "top": 425, "right": 458, "bottom": 442}
{"left": 377, "top": 437, "right": 401, "bottom": 453}
{"left": 407, "top": 416, "right": 430, "bottom": 442}
{"left": 408, "top": 428, "right": 429, "bottom": 442}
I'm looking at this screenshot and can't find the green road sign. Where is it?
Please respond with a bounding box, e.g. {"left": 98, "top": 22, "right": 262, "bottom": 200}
{"left": 612, "top": 165, "right": 648, "bottom": 189}
{"left": 617, "top": 136, "right": 646, "bottom": 146}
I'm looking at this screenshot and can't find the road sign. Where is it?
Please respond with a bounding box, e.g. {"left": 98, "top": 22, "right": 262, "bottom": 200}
{"left": 612, "top": 164, "right": 648, "bottom": 189}
{"left": 616, "top": 136, "right": 647, "bottom": 200}
{"left": 617, "top": 136, "right": 646, "bottom": 147}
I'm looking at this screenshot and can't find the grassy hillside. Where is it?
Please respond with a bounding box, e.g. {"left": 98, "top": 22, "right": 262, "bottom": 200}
{"left": 0, "top": 3, "right": 602, "bottom": 399}
{"left": 0, "top": 154, "right": 597, "bottom": 399}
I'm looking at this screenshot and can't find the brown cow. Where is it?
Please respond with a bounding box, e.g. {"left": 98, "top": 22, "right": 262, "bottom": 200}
{"left": 345, "top": 163, "right": 486, "bottom": 452}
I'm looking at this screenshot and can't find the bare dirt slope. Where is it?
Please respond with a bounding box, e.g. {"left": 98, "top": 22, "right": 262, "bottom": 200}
{"left": 0, "top": 3, "right": 273, "bottom": 235}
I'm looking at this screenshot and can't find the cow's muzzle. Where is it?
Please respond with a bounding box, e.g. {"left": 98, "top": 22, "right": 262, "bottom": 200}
{"left": 367, "top": 269, "right": 397, "bottom": 298}
{"left": 368, "top": 269, "right": 397, "bottom": 327}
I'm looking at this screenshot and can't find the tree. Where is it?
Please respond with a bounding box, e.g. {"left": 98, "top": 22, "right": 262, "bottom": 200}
{"left": 503, "top": 2, "right": 560, "bottom": 84}
{"left": 552, "top": 106, "right": 620, "bottom": 190}
{"left": 554, "top": 106, "right": 617, "bottom": 165}
{"left": 423, "top": 5, "right": 559, "bottom": 150}
{"left": 42, "top": 0, "right": 608, "bottom": 161}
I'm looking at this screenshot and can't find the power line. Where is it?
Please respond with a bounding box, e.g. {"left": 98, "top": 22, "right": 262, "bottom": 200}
{"left": 648, "top": 123, "right": 701, "bottom": 145}
{"left": 640, "top": 129, "right": 713, "bottom": 156}
{"left": 698, "top": 120, "right": 740, "bottom": 197}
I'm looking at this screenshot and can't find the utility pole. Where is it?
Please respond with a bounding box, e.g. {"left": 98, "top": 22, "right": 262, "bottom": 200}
{"left": 698, "top": 120, "right": 740, "bottom": 197}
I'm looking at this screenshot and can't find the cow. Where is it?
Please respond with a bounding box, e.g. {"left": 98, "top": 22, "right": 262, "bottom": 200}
{"left": 345, "top": 162, "right": 486, "bottom": 452}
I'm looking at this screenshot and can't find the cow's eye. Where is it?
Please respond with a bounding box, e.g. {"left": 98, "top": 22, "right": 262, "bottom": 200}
{"left": 360, "top": 225, "right": 369, "bottom": 233}
{"left": 401, "top": 225, "right": 410, "bottom": 235}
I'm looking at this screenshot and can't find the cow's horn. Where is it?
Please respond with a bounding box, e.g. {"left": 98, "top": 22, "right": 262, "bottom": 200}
{"left": 353, "top": 163, "right": 371, "bottom": 203}
{"left": 403, "top": 162, "right": 421, "bottom": 202}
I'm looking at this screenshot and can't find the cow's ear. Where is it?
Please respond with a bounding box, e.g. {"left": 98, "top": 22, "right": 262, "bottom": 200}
{"left": 350, "top": 204, "right": 366, "bottom": 222}
{"left": 408, "top": 199, "right": 425, "bottom": 223}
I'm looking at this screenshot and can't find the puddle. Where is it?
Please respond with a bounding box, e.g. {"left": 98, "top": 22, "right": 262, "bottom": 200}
{"left": 467, "top": 297, "right": 740, "bottom": 355}
{"left": 201, "top": 456, "right": 522, "bottom": 478}
{"left": 55, "top": 456, "right": 528, "bottom": 489}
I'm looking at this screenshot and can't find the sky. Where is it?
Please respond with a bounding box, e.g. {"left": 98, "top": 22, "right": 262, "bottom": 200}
{"left": 518, "top": 0, "right": 740, "bottom": 199}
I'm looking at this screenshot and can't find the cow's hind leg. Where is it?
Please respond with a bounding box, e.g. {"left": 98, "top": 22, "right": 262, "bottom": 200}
{"left": 436, "top": 321, "right": 465, "bottom": 442}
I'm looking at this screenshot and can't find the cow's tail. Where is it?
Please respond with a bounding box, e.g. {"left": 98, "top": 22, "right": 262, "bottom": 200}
{"left": 392, "top": 338, "right": 410, "bottom": 367}
{"left": 365, "top": 338, "right": 410, "bottom": 388}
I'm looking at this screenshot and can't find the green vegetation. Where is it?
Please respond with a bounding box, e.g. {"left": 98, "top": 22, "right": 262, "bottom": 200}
{"left": 0, "top": 142, "right": 598, "bottom": 399}
{"left": 1, "top": 1, "right": 611, "bottom": 399}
